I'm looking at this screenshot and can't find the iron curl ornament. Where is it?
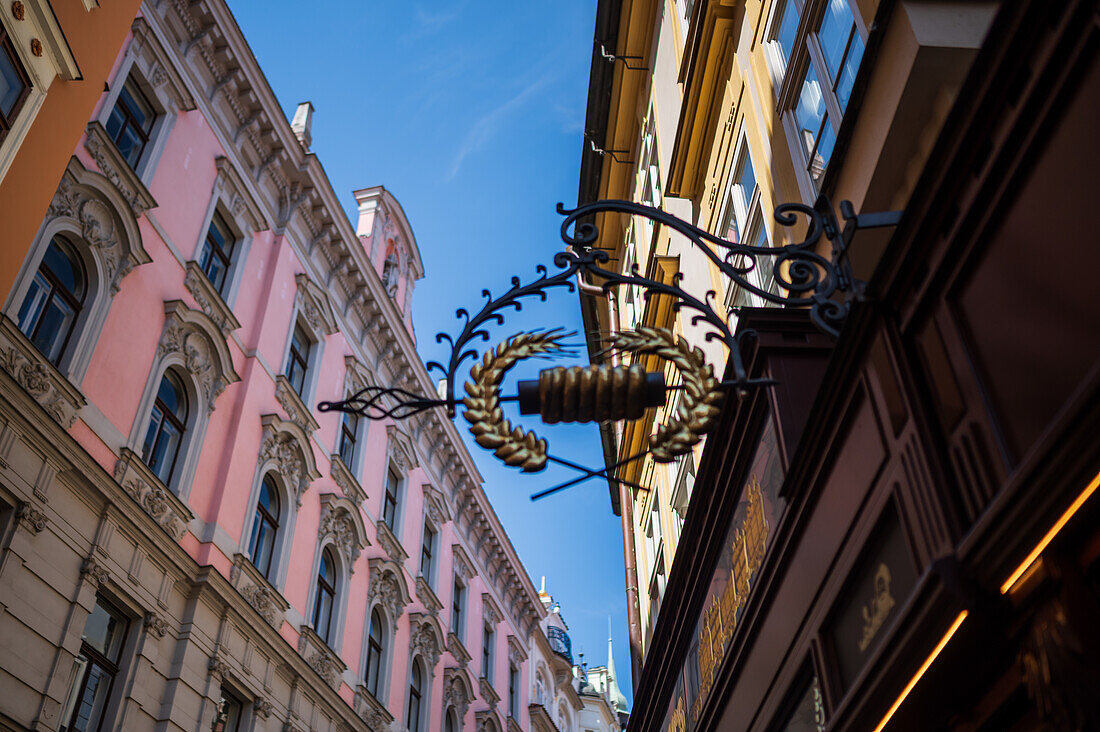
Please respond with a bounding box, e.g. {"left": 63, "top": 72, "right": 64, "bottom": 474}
{"left": 319, "top": 197, "right": 901, "bottom": 499}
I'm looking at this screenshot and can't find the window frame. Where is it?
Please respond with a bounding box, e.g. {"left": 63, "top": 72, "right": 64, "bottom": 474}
{"left": 285, "top": 321, "right": 312, "bottom": 397}
{"left": 196, "top": 206, "right": 238, "bottom": 297}
{"left": 0, "top": 25, "right": 32, "bottom": 145}
{"left": 420, "top": 520, "right": 436, "bottom": 585}
{"left": 60, "top": 596, "right": 130, "bottom": 732}
{"left": 16, "top": 234, "right": 88, "bottom": 367}
{"left": 141, "top": 368, "right": 189, "bottom": 489}
{"left": 482, "top": 622, "right": 494, "bottom": 681}
{"left": 765, "top": 0, "right": 868, "bottom": 198}
{"left": 312, "top": 546, "right": 338, "bottom": 646}
{"left": 451, "top": 575, "right": 465, "bottom": 641}
{"left": 382, "top": 464, "right": 402, "bottom": 535}
{"left": 247, "top": 474, "right": 281, "bottom": 580}
{"left": 364, "top": 606, "right": 387, "bottom": 699}
{"left": 407, "top": 658, "right": 425, "bottom": 732}
{"left": 338, "top": 408, "right": 360, "bottom": 469}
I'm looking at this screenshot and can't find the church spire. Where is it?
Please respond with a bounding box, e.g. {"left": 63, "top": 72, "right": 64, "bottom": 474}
{"left": 606, "top": 623, "right": 629, "bottom": 714}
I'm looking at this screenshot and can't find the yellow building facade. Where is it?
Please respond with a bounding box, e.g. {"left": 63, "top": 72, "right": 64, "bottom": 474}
{"left": 576, "top": 0, "right": 997, "bottom": 681}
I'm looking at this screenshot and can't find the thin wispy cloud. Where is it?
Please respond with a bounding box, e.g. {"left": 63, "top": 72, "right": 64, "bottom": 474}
{"left": 401, "top": 2, "right": 467, "bottom": 41}
{"left": 446, "top": 73, "right": 553, "bottom": 180}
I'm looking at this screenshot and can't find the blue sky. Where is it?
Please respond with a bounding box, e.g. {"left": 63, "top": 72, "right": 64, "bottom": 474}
{"left": 228, "top": 0, "right": 634, "bottom": 700}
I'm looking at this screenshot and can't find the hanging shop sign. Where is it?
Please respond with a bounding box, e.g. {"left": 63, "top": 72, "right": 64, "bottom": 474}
{"left": 320, "top": 197, "right": 900, "bottom": 499}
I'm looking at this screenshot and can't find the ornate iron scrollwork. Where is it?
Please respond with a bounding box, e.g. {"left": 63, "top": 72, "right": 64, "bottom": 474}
{"left": 319, "top": 197, "right": 900, "bottom": 498}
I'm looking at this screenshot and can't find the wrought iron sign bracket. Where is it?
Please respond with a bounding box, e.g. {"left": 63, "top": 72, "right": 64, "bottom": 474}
{"left": 320, "top": 197, "right": 901, "bottom": 499}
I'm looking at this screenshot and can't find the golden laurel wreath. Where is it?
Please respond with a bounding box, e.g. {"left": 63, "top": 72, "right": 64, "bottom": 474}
{"left": 461, "top": 330, "right": 571, "bottom": 472}
{"left": 608, "top": 326, "right": 722, "bottom": 462}
{"left": 462, "top": 325, "right": 722, "bottom": 472}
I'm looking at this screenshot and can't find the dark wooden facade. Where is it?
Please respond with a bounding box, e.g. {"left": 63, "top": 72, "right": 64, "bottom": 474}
{"left": 631, "top": 1, "right": 1100, "bottom": 730}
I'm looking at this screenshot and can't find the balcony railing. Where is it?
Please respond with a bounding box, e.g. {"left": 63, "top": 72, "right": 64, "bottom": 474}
{"left": 547, "top": 626, "right": 572, "bottom": 665}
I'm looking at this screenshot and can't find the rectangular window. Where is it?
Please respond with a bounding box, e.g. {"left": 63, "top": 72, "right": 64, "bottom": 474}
{"left": 482, "top": 623, "right": 494, "bottom": 679}
{"left": 60, "top": 598, "right": 129, "bottom": 732}
{"left": 452, "top": 577, "right": 464, "bottom": 640}
{"left": 771, "top": 0, "right": 866, "bottom": 189}
{"left": 509, "top": 663, "right": 519, "bottom": 718}
{"left": 420, "top": 522, "right": 435, "bottom": 582}
{"left": 214, "top": 688, "right": 243, "bottom": 732}
{"left": 104, "top": 76, "right": 156, "bottom": 170}
{"left": 285, "top": 322, "right": 311, "bottom": 396}
{"left": 338, "top": 409, "right": 359, "bottom": 467}
{"left": 0, "top": 27, "right": 32, "bottom": 143}
{"left": 197, "top": 209, "right": 236, "bottom": 295}
{"left": 721, "top": 139, "right": 781, "bottom": 309}
{"left": 383, "top": 466, "right": 400, "bottom": 533}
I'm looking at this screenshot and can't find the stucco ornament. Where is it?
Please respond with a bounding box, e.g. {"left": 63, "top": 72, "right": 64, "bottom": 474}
{"left": 243, "top": 584, "right": 281, "bottom": 626}
{"left": 294, "top": 273, "right": 337, "bottom": 336}
{"left": 409, "top": 617, "right": 441, "bottom": 669}
{"left": 156, "top": 303, "right": 239, "bottom": 413}
{"left": 144, "top": 612, "right": 169, "bottom": 639}
{"left": 0, "top": 344, "right": 80, "bottom": 427}
{"left": 318, "top": 502, "right": 363, "bottom": 570}
{"left": 83, "top": 126, "right": 154, "bottom": 218}
{"left": 353, "top": 688, "right": 392, "bottom": 731}
{"left": 81, "top": 555, "right": 111, "bottom": 587}
{"left": 259, "top": 431, "right": 306, "bottom": 503}
{"left": 367, "top": 564, "right": 408, "bottom": 622}
{"left": 375, "top": 520, "right": 408, "bottom": 564}
{"left": 16, "top": 502, "right": 48, "bottom": 534}
{"left": 252, "top": 698, "right": 274, "bottom": 720}
{"left": 443, "top": 668, "right": 471, "bottom": 721}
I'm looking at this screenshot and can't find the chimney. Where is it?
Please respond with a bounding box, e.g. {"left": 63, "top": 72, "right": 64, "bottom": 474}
{"left": 290, "top": 102, "right": 314, "bottom": 151}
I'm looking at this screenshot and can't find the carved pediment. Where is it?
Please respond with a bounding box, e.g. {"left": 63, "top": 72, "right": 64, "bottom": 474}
{"left": 258, "top": 414, "right": 319, "bottom": 506}
{"left": 83, "top": 122, "right": 157, "bottom": 218}
{"left": 214, "top": 156, "right": 266, "bottom": 232}
{"left": 416, "top": 575, "right": 442, "bottom": 616}
{"left": 318, "top": 493, "right": 368, "bottom": 572}
{"left": 45, "top": 159, "right": 151, "bottom": 294}
{"left": 329, "top": 453, "right": 366, "bottom": 506}
{"left": 423, "top": 483, "right": 451, "bottom": 527}
{"left": 408, "top": 612, "right": 443, "bottom": 669}
{"left": 295, "top": 273, "right": 338, "bottom": 336}
{"left": 452, "top": 543, "right": 477, "bottom": 580}
{"left": 482, "top": 593, "right": 502, "bottom": 627}
{"left": 386, "top": 424, "right": 418, "bottom": 470}
{"left": 183, "top": 262, "right": 241, "bottom": 338}
{"left": 275, "top": 375, "right": 320, "bottom": 433}
{"left": 367, "top": 558, "right": 411, "bottom": 622}
{"left": 443, "top": 667, "right": 474, "bottom": 722}
{"left": 507, "top": 634, "right": 527, "bottom": 667}
{"left": 157, "top": 301, "right": 239, "bottom": 413}
{"left": 448, "top": 631, "right": 471, "bottom": 667}
{"left": 375, "top": 519, "right": 409, "bottom": 565}
{"left": 354, "top": 684, "right": 394, "bottom": 731}
{"left": 129, "top": 17, "right": 195, "bottom": 112}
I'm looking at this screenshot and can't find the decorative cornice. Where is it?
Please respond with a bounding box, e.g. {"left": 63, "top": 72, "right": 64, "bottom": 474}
{"left": 83, "top": 122, "right": 157, "bottom": 218}
{"left": 416, "top": 575, "right": 442, "bottom": 616}
{"left": 229, "top": 553, "right": 289, "bottom": 630}
{"left": 479, "top": 675, "right": 501, "bottom": 707}
{"left": 507, "top": 717, "right": 523, "bottom": 732}
{"left": 329, "top": 453, "right": 366, "bottom": 506}
{"left": 275, "top": 375, "right": 319, "bottom": 433}
{"left": 318, "top": 493, "right": 368, "bottom": 572}
{"left": 258, "top": 413, "right": 319, "bottom": 506}
{"left": 375, "top": 519, "right": 408, "bottom": 565}
{"left": 183, "top": 262, "right": 241, "bottom": 337}
{"left": 297, "top": 625, "right": 346, "bottom": 691}
{"left": 157, "top": 301, "right": 240, "bottom": 414}
{"left": 114, "top": 448, "right": 193, "bottom": 541}
{"left": 144, "top": 611, "right": 169, "bottom": 639}
{"left": 0, "top": 316, "right": 86, "bottom": 428}
{"left": 15, "top": 501, "right": 48, "bottom": 534}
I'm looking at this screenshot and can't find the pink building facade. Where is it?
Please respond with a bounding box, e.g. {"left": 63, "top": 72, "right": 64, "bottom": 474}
{"left": 0, "top": 2, "right": 578, "bottom": 731}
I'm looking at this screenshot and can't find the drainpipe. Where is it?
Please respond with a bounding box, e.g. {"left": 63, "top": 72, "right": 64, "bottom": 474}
{"left": 577, "top": 258, "right": 643, "bottom": 689}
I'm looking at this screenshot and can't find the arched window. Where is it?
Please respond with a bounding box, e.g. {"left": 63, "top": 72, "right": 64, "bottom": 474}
{"left": 247, "top": 475, "right": 280, "bottom": 579}
{"left": 365, "top": 607, "right": 385, "bottom": 697}
{"left": 313, "top": 547, "right": 336, "bottom": 644}
{"left": 444, "top": 708, "right": 459, "bottom": 732}
{"left": 16, "top": 236, "right": 86, "bottom": 365}
{"left": 141, "top": 369, "right": 188, "bottom": 485}
{"left": 407, "top": 659, "right": 423, "bottom": 732}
